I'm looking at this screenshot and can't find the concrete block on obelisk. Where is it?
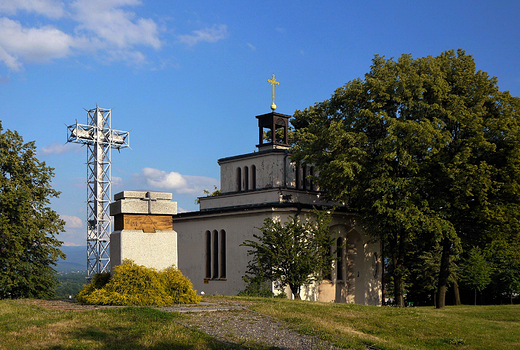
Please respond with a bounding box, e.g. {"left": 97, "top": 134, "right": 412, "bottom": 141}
{"left": 109, "top": 191, "right": 178, "bottom": 272}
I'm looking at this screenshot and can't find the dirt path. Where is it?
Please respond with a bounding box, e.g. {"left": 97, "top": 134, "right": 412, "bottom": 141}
{"left": 177, "top": 308, "right": 344, "bottom": 349}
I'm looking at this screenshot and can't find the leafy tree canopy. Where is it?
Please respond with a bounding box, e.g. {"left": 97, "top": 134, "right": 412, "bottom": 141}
{"left": 242, "top": 209, "right": 336, "bottom": 300}
{"left": 291, "top": 49, "right": 520, "bottom": 307}
{"left": 0, "top": 123, "right": 65, "bottom": 299}
{"left": 458, "top": 247, "right": 492, "bottom": 305}
{"left": 488, "top": 240, "right": 520, "bottom": 304}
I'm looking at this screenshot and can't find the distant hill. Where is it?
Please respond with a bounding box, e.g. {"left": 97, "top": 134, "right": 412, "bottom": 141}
{"left": 56, "top": 246, "right": 87, "bottom": 273}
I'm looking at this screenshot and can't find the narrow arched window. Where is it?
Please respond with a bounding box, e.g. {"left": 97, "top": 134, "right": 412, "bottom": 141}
{"left": 244, "top": 166, "right": 249, "bottom": 191}
{"left": 220, "top": 230, "right": 226, "bottom": 278}
{"left": 212, "top": 230, "right": 219, "bottom": 279}
{"left": 295, "top": 164, "right": 301, "bottom": 189}
{"left": 251, "top": 165, "right": 256, "bottom": 190}
{"left": 236, "top": 167, "right": 242, "bottom": 192}
{"left": 205, "top": 229, "right": 227, "bottom": 280}
{"left": 337, "top": 237, "right": 344, "bottom": 281}
{"left": 325, "top": 245, "right": 333, "bottom": 281}
{"left": 205, "top": 231, "right": 211, "bottom": 279}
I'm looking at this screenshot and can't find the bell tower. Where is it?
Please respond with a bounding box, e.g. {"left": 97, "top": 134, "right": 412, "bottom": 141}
{"left": 256, "top": 111, "right": 291, "bottom": 150}
{"left": 256, "top": 74, "right": 291, "bottom": 150}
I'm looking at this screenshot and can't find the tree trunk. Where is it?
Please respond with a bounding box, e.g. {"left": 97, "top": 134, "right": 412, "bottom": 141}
{"left": 392, "top": 233, "right": 406, "bottom": 308}
{"left": 381, "top": 241, "right": 386, "bottom": 306}
{"left": 474, "top": 289, "right": 477, "bottom": 306}
{"left": 436, "top": 237, "right": 451, "bottom": 309}
{"left": 290, "top": 285, "right": 301, "bottom": 300}
{"left": 453, "top": 280, "right": 461, "bottom": 306}
{"left": 437, "top": 284, "right": 447, "bottom": 309}
{"left": 384, "top": 230, "right": 408, "bottom": 308}
{"left": 394, "top": 271, "right": 405, "bottom": 307}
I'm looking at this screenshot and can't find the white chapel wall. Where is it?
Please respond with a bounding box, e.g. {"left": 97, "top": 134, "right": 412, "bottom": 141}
{"left": 175, "top": 208, "right": 312, "bottom": 296}
{"left": 175, "top": 207, "right": 382, "bottom": 305}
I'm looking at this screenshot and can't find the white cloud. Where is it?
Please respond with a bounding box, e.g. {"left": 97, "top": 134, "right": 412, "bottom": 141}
{"left": 0, "top": 18, "right": 76, "bottom": 70}
{"left": 60, "top": 214, "right": 86, "bottom": 246}
{"left": 112, "top": 176, "right": 123, "bottom": 187}
{"left": 247, "top": 42, "right": 256, "bottom": 51}
{"left": 62, "top": 241, "right": 82, "bottom": 246}
{"left": 61, "top": 214, "right": 83, "bottom": 228}
{"left": 142, "top": 167, "right": 188, "bottom": 189}
{"left": 104, "top": 49, "right": 147, "bottom": 65}
{"left": 180, "top": 175, "right": 219, "bottom": 195}
{"left": 0, "top": 45, "right": 21, "bottom": 71}
{"left": 0, "top": 0, "right": 65, "bottom": 19}
{"left": 40, "top": 142, "right": 80, "bottom": 155}
{"left": 177, "top": 206, "right": 189, "bottom": 213}
{"left": 0, "top": 0, "right": 229, "bottom": 70}
{"left": 0, "top": 0, "right": 162, "bottom": 70}
{"left": 140, "top": 167, "right": 218, "bottom": 195}
{"left": 178, "top": 24, "right": 228, "bottom": 46}
{"left": 61, "top": 226, "right": 85, "bottom": 246}
{"left": 71, "top": 0, "right": 161, "bottom": 50}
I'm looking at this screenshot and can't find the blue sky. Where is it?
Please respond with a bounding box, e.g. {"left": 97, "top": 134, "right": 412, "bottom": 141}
{"left": 1, "top": 0, "right": 520, "bottom": 246}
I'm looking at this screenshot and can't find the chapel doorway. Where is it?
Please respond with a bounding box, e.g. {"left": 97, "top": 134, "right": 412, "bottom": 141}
{"left": 318, "top": 224, "right": 359, "bottom": 303}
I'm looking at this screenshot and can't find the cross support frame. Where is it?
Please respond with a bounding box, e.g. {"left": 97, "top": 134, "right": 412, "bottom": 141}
{"left": 67, "top": 106, "right": 129, "bottom": 278}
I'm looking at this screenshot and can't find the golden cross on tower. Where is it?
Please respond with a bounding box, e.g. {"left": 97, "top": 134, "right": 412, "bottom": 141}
{"left": 268, "top": 74, "right": 279, "bottom": 111}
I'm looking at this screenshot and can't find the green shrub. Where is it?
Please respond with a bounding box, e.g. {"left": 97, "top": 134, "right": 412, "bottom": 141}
{"left": 238, "top": 276, "right": 274, "bottom": 298}
{"left": 76, "top": 272, "right": 111, "bottom": 302}
{"left": 76, "top": 260, "right": 201, "bottom": 306}
{"left": 274, "top": 291, "right": 288, "bottom": 299}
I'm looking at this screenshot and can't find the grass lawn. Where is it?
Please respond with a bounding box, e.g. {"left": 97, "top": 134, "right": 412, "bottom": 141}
{"left": 1, "top": 297, "right": 519, "bottom": 350}
{"left": 243, "top": 297, "right": 520, "bottom": 350}
{"left": 0, "top": 301, "right": 244, "bottom": 350}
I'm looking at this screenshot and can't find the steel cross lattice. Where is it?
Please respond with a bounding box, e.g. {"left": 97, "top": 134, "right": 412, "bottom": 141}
{"left": 66, "top": 106, "right": 129, "bottom": 278}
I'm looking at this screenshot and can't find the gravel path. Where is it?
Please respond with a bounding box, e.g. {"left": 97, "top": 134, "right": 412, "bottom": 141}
{"left": 177, "top": 308, "right": 345, "bottom": 350}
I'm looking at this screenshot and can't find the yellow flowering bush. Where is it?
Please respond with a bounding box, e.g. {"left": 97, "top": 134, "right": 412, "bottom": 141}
{"left": 76, "top": 260, "right": 201, "bottom": 306}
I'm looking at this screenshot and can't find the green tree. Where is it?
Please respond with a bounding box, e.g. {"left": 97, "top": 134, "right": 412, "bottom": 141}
{"left": 292, "top": 49, "right": 520, "bottom": 308}
{"left": 409, "top": 243, "right": 458, "bottom": 307}
{"left": 488, "top": 240, "right": 520, "bottom": 304}
{"left": 195, "top": 185, "right": 220, "bottom": 204}
{"left": 241, "top": 209, "right": 336, "bottom": 300}
{"left": 458, "top": 247, "right": 492, "bottom": 305}
{"left": 0, "top": 123, "right": 65, "bottom": 299}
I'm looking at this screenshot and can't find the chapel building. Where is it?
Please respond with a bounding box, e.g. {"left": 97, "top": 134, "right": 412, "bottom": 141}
{"left": 171, "top": 110, "right": 382, "bottom": 305}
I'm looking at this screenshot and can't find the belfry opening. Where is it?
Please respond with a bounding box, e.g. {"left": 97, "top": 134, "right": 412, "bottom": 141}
{"left": 256, "top": 111, "right": 291, "bottom": 149}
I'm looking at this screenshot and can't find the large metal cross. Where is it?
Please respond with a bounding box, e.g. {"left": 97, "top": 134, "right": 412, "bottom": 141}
{"left": 67, "top": 106, "right": 129, "bottom": 279}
